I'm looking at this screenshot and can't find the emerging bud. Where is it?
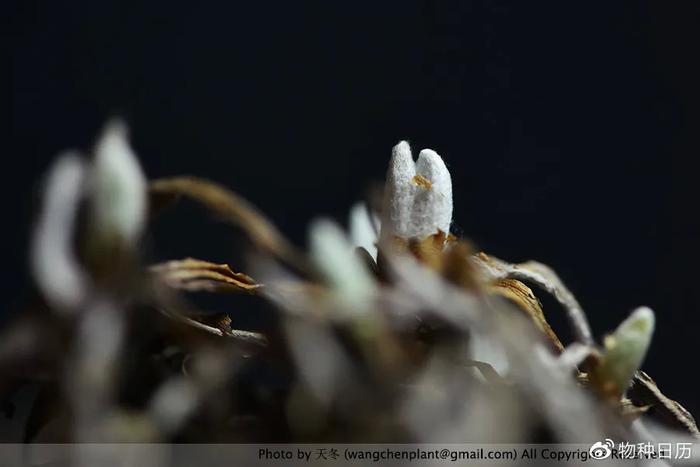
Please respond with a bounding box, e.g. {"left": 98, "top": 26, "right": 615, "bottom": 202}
{"left": 596, "top": 307, "right": 655, "bottom": 395}
{"left": 381, "top": 141, "right": 453, "bottom": 242}
{"left": 309, "top": 219, "right": 376, "bottom": 312}
{"left": 89, "top": 120, "right": 147, "bottom": 246}
{"left": 31, "top": 154, "right": 88, "bottom": 310}
{"left": 349, "top": 202, "right": 379, "bottom": 260}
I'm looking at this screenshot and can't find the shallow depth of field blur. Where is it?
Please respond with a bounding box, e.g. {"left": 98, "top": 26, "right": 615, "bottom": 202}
{"left": 4, "top": 0, "right": 700, "bottom": 458}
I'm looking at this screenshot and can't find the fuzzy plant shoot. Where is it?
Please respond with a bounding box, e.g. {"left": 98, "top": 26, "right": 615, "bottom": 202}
{"left": 4, "top": 127, "right": 697, "bottom": 457}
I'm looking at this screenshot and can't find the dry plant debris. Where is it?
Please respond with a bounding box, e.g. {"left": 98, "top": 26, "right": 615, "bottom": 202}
{"left": 2, "top": 125, "right": 697, "bottom": 463}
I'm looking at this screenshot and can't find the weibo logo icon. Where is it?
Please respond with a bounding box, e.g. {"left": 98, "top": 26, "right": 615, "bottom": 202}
{"left": 589, "top": 439, "right": 614, "bottom": 460}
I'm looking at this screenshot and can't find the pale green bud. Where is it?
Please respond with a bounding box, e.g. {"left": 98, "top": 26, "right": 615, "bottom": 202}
{"left": 89, "top": 120, "right": 147, "bottom": 246}
{"left": 598, "top": 307, "right": 655, "bottom": 394}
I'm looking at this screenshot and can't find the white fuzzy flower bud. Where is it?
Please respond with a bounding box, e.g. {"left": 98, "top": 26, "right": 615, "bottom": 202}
{"left": 89, "top": 120, "right": 147, "bottom": 245}
{"left": 381, "top": 141, "right": 453, "bottom": 242}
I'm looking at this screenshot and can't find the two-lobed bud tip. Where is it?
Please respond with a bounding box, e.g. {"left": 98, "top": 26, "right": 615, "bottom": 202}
{"left": 381, "top": 141, "right": 453, "bottom": 242}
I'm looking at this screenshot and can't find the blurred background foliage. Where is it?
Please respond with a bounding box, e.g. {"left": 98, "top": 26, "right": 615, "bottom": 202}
{"left": 5, "top": 1, "right": 700, "bottom": 418}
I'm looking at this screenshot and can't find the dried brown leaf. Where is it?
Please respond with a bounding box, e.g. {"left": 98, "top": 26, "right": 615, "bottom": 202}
{"left": 379, "top": 235, "right": 478, "bottom": 289}
{"left": 151, "top": 258, "right": 261, "bottom": 293}
{"left": 440, "top": 241, "right": 480, "bottom": 291}
{"left": 628, "top": 371, "right": 700, "bottom": 439}
{"left": 156, "top": 300, "right": 267, "bottom": 345}
{"left": 149, "top": 177, "right": 304, "bottom": 267}
{"left": 489, "top": 278, "right": 564, "bottom": 352}
{"left": 619, "top": 398, "right": 651, "bottom": 422}
{"left": 473, "top": 253, "right": 593, "bottom": 345}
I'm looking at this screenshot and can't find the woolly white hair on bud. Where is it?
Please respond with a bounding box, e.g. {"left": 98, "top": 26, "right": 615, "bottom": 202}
{"left": 381, "top": 141, "right": 453, "bottom": 242}
{"left": 411, "top": 149, "right": 452, "bottom": 238}
{"left": 384, "top": 141, "right": 415, "bottom": 239}
{"left": 31, "top": 154, "right": 88, "bottom": 310}
{"left": 90, "top": 120, "right": 147, "bottom": 243}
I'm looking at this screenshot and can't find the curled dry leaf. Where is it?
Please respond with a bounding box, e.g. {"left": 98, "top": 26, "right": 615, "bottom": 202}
{"left": 619, "top": 398, "right": 651, "bottom": 421}
{"left": 149, "top": 177, "right": 304, "bottom": 267}
{"left": 628, "top": 371, "right": 700, "bottom": 439}
{"left": 472, "top": 252, "right": 593, "bottom": 345}
{"left": 576, "top": 360, "right": 697, "bottom": 437}
{"left": 148, "top": 276, "right": 268, "bottom": 346}
{"left": 150, "top": 258, "right": 261, "bottom": 293}
{"left": 158, "top": 302, "right": 268, "bottom": 346}
{"left": 488, "top": 278, "right": 564, "bottom": 352}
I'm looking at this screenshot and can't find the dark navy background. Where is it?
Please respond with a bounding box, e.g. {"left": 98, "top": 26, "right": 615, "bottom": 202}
{"left": 5, "top": 2, "right": 700, "bottom": 415}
